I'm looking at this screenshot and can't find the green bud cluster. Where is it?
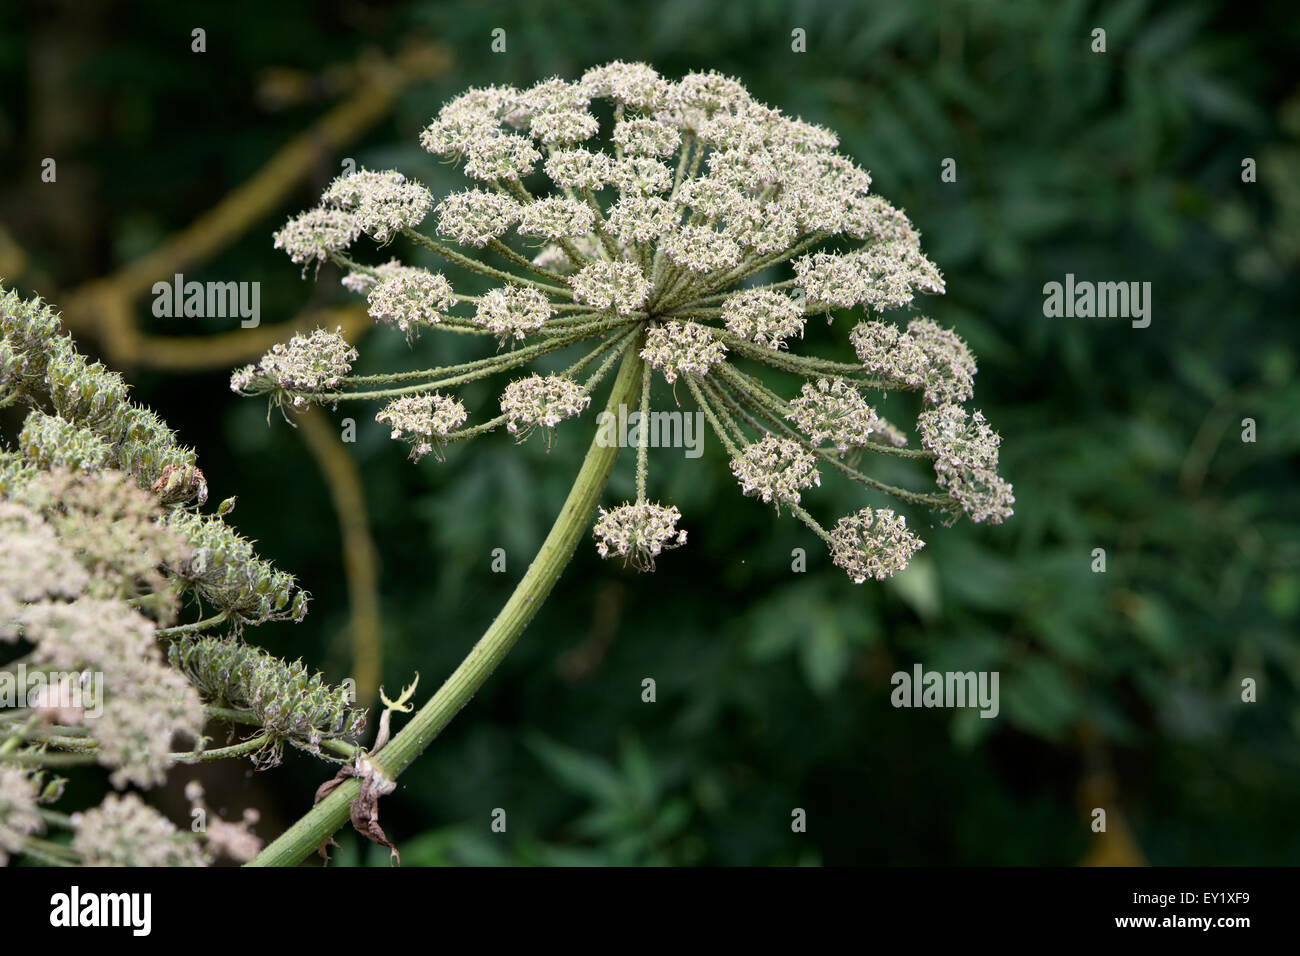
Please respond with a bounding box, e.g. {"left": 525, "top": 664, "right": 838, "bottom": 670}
{"left": 1, "top": 287, "right": 308, "bottom": 622}
{"left": 1, "top": 290, "right": 202, "bottom": 499}
{"left": 0, "top": 288, "right": 63, "bottom": 404}
{"left": 169, "top": 636, "right": 367, "bottom": 750}
{"left": 18, "top": 410, "right": 113, "bottom": 472}
{"left": 166, "top": 511, "right": 308, "bottom": 624}
{"left": 2, "top": 284, "right": 324, "bottom": 779}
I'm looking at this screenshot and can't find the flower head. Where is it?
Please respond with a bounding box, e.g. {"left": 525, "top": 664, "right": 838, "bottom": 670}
{"left": 569, "top": 260, "right": 650, "bottom": 315}
{"left": 437, "top": 189, "right": 521, "bottom": 246}
{"left": 0, "top": 769, "right": 42, "bottom": 866}
{"left": 545, "top": 148, "right": 613, "bottom": 190}
{"left": 253, "top": 62, "right": 1009, "bottom": 576}
{"left": 273, "top": 208, "right": 360, "bottom": 272}
{"left": 593, "top": 501, "right": 687, "bottom": 571}
{"left": 500, "top": 374, "right": 590, "bottom": 440}
{"left": 376, "top": 394, "right": 468, "bottom": 461}
{"left": 73, "top": 793, "right": 207, "bottom": 867}
{"left": 918, "top": 403, "right": 1015, "bottom": 524}
{"left": 367, "top": 267, "right": 457, "bottom": 335}
{"left": 232, "top": 327, "right": 357, "bottom": 407}
{"left": 730, "top": 436, "right": 821, "bottom": 512}
{"left": 829, "top": 507, "right": 925, "bottom": 582}
{"left": 321, "top": 168, "right": 432, "bottom": 243}
{"left": 517, "top": 196, "right": 596, "bottom": 240}
{"left": 786, "top": 378, "right": 881, "bottom": 453}
{"left": 722, "top": 289, "right": 805, "bottom": 349}
{"left": 474, "top": 286, "right": 554, "bottom": 341}
{"left": 641, "top": 321, "right": 726, "bottom": 383}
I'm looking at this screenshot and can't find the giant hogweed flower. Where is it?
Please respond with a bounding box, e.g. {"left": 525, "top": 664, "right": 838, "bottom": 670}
{"left": 247, "top": 62, "right": 1013, "bottom": 583}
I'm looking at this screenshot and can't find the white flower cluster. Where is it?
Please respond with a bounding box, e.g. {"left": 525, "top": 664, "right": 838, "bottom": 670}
{"left": 231, "top": 327, "right": 356, "bottom": 405}
{"left": 2, "top": 472, "right": 207, "bottom": 789}
{"left": 500, "top": 374, "right": 590, "bottom": 439}
{"left": 0, "top": 768, "right": 41, "bottom": 867}
{"left": 794, "top": 239, "right": 944, "bottom": 314}
{"left": 437, "top": 189, "right": 521, "bottom": 247}
{"left": 517, "top": 195, "right": 596, "bottom": 240}
{"left": 474, "top": 286, "right": 553, "bottom": 341}
{"left": 375, "top": 393, "right": 468, "bottom": 462}
{"left": 606, "top": 194, "right": 677, "bottom": 245}
{"left": 545, "top": 148, "right": 613, "bottom": 189}
{"left": 730, "top": 436, "right": 821, "bottom": 512}
{"left": 252, "top": 62, "right": 1011, "bottom": 581}
{"left": 593, "top": 501, "right": 688, "bottom": 571}
{"left": 72, "top": 793, "right": 207, "bottom": 867}
{"left": 722, "top": 289, "right": 805, "bottom": 349}
{"left": 786, "top": 378, "right": 881, "bottom": 453}
{"left": 850, "top": 318, "right": 975, "bottom": 405}
{"left": 612, "top": 117, "right": 682, "bottom": 158}
{"left": 662, "top": 225, "right": 742, "bottom": 274}
{"left": 272, "top": 207, "right": 360, "bottom": 271}
{"left": 569, "top": 260, "right": 650, "bottom": 314}
{"left": 918, "top": 403, "right": 1015, "bottom": 524}
{"left": 829, "top": 508, "right": 925, "bottom": 583}
{"left": 367, "top": 267, "right": 457, "bottom": 335}
{"left": 320, "top": 168, "right": 432, "bottom": 243}
{"left": 641, "top": 321, "right": 726, "bottom": 383}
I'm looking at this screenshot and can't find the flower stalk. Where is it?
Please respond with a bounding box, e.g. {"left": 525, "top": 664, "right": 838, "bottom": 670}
{"left": 249, "top": 339, "right": 646, "bottom": 866}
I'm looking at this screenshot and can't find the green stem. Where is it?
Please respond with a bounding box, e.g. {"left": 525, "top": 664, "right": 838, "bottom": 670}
{"left": 401, "top": 229, "right": 573, "bottom": 298}
{"left": 249, "top": 336, "right": 647, "bottom": 867}
{"left": 635, "top": 359, "right": 651, "bottom": 503}
{"left": 156, "top": 612, "right": 229, "bottom": 640}
{"left": 173, "top": 733, "right": 273, "bottom": 764}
